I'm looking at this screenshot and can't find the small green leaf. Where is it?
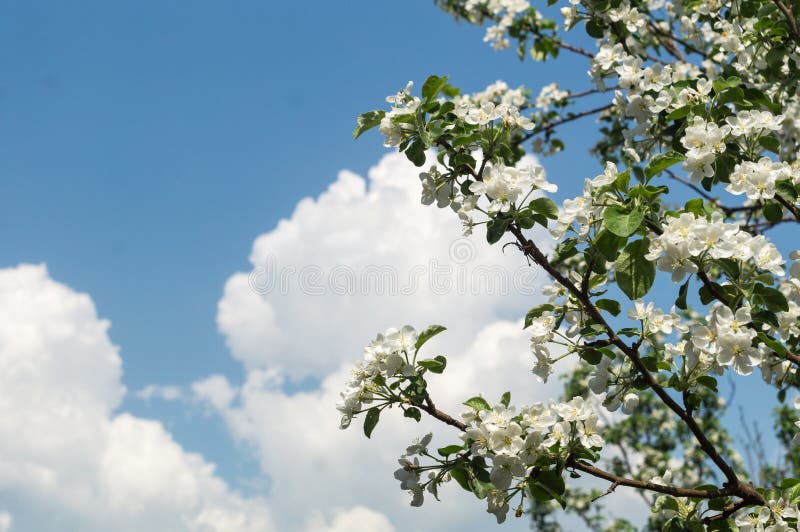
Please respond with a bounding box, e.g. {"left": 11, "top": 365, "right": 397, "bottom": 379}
{"left": 645, "top": 151, "right": 685, "bottom": 180}
{"left": 595, "top": 298, "right": 621, "bottom": 316}
{"left": 524, "top": 304, "right": 555, "bottom": 328}
{"left": 579, "top": 348, "right": 603, "bottom": 365}
{"left": 415, "top": 325, "right": 447, "bottom": 352}
{"left": 437, "top": 445, "right": 464, "bottom": 457}
{"left": 758, "top": 135, "right": 781, "bottom": 154}
{"left": 450, "top": 466, "right": 472, "bottom": 492}
{"left": 364, "top": 407, "right": 380, "bottom": 438}
{"left": 594, "top": 230, "right": 626, "bottom": 261}
{"left": 500, "top": 391, "right": 511, "bottom": 408}
{"left": 754, "top": 284, "right": 789, "bottom": 312}
{"left": 421, "top": 75, "right": 448, "bottom": 101}
{"left": 404, "top": 407, "right": 421, "bottom": 422}
{"left": 418, "top": 355, "right": 447, "bottom": 374}
{"left": 353, "top": 110, "right": 386, "bottom": 139}
{"left": 405, "top": 138, "right": 426, "bottom": 167}
{"left": 463, "top": 396, "right": 491, "bottom": 412}
{"left": 603, "top": 205, "right": 644, "bottom": 237}
{"left": 616, "top": 239, "right": 656, "bottom": 300}
{"left": 675, "top": 279, "right": 690, "bottom": 310}
{"left": 486, "top": 217, "right": 510, "bottom": 244}
{"left": 697, "top": 375, "right": 718, "bottom": 392}
{"left": 529, "top": 197, "right": 559, "bottom": 220}
{"left": 684, "top": 198, "right": 705, "bottom": 216}
{"left": 763, "top": 202, "right": 783, "bottom": 223}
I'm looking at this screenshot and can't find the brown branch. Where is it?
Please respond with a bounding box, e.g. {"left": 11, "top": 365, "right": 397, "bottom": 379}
{"left": 567, "top": 459, "right": 755, "bottom": 501}
{"left": 774, "top": 194, "right": 800, "bottom": 221}
{"left": 418, "top": 398, "right": 467, "bottom": 431}
{"left": 416, "top": 393, "right": 763, "bottom": 508}
{"left": 772, "top": 0, "right": 800, "bottom": 40}
{"left": 520, "top": 104, "right": 614, "bottom": 142}
{"left": 508, "top": 224, "right": 744, "bottom": 486}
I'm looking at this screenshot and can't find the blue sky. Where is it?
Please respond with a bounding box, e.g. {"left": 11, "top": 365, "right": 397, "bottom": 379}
{"left": 0, "top": 1, "right": 791, "bottom": 530}
{"left": 0, "top": 0, "right": 599, "bottom": 483}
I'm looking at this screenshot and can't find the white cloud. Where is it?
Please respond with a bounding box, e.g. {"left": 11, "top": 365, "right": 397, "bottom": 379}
{"left": 304, "top": 506, "right": 395, "bottom": 532}
{"left": 216, "top": 152, "right": 549, "bottom": 381}
{"left": 0, "top": 264, "right": 273, "bottom": 531}
{"left": 0, "top": 512, "right": 10, "bottom": 532}
{"left": 202, "top": 152, "right": 599, "bottom": 530}
{"left": 135, "top": 384, "right": 183, "bottom": 401}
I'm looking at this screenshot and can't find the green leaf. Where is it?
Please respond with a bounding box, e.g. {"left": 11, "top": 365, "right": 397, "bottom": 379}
{"left": 418, "top": 355, "right": 447, "bottom": 374}
{"left": 763, "top": 202, "right": 783, "bottom": 223}
{"left": 450, "top": 466, "right": 472, "bottom": 492}
{"left": 524, "top": 304, "right": 555, "bottom": 328}
{"left": 486, "top": 217, "right": 510, "bottom": 244}
{"left": 529, "top": 197, "right": 559, "bottom": 219}
{"left": 754, "top": 284, "right": 789, "bottom": 312}
{"left": 759, "top": 135, "right": 781, "bottom": 154}
{"left": 616, "top": 239, "right": 656, "bottom": 300}
{"left": 684, "top": 198, "right": 705, "bottom": 216}
{"left": 579, "top": 348, "right": 603, "bottom": 365}
{"left": 780, "top": 478, "right": 800, "bottom": 489}
{"left": 364, "top": 407, "right": 380, "bottom": 438}
{"left": 415, "top": 325, "right": 447, "bottom": 352}
{"left": 697, "top": 375, "right": 718, "bottom": 392}
{"left": 758, "top": 331, "right": 788, "bottom": 357}
{"left": 500, "top": 391, "right": 511, "bottom": 408}
{"left": 421, "top": 75, "right": 448, "bottom": 101}
{"left": 603, "top": 205, "right": 644, "bottom": 237}
{"left": 353, "top": 110, "right": 386, "bottom": 139}
{"left": 645, "top": 151, "right": 685, "bottom": 180}
{"left": 404, "top": 406, "right": 421, "bottom": 422}
{"left": 585, "top": 19, "right": 604, "bottom": 38}
{"left": 437, "top": 445, "right": 464, "bottom": 457}
{"left": 675, "top": 279, "right": 690, "bottom": 310}
{"left": 594, "top": 229, "right": 626, "bottom": 261}
{"left": 595, "top": 298, "right": 621, "bottom": 316}
{"left": 405, "top": 138, "right": 426, "bottom": 167}
{"left": 665, "top": 105, "right": 691, "bottom": 121}
{"left": 463, "top": 396, "right": 491, "bottom": 411}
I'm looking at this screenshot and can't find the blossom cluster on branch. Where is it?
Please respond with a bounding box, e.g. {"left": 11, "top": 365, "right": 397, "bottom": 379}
{"left": 343, "top": 0, "right": 800, "bottom": 528}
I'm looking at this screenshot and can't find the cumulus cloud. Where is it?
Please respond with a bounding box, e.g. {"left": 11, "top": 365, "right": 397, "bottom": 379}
{"left": 304, "top": 506, "right": 395, "bottom": 532}
{"left": 216, "top": 152, "right": 549, "bottom": 380}
{"left": 201, "top": 152, "right": 613, "bottom": 530}
{"left": 0, "top": 264, "right": 274, "bottom": 531}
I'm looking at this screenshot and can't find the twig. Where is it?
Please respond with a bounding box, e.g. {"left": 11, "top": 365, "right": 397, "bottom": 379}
{"left": 772, "top": 0, "right": 800, "bottom": 40}
{"left": 520, "top": 104, "right": 614, "bottom": 142}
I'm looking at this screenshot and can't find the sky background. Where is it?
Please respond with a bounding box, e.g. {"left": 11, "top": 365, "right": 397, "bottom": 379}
{"left": 0, "top": 1, "right": 791, "bottom": 531}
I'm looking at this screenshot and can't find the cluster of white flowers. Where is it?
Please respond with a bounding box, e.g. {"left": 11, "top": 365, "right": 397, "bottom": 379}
{"left": 734, "top": 498, "right": 799, "bottom": 531}
{"left": 458, "top": 397, "right": 603, "bottom": 523}
{"left": 646, "top": 212, "right": 785, "bottom": 280}
{"left": 726, "top": 110, "right": 784, "bottom": 139}
{"left": 680, "top": 116, "right": 731, "bottom": 182}
{"left": 535, "top": 83, "right": 568, "bottom": 111}
{"left": 629, "top": 300, "right": 686, "bottom": 336}
{"left": 528, "top": 311, "right": 558, "bottom": 382}
{"left": 469, "top": 162, "right": 556, "bottom": 213}
{"left": 551, "top": 161, "right": 620, "bottom": 239}
{"left": 336, "top": 325, "right": 418, "bottom": 429}
{"left": 691, "top": 303, "right": 763, "bottom": 376}
{"left": 463, "top": 0, "right": 531, "bottom": 50}
{"left": 379, "top": 81, "right": 420, "bottom": 148}
{"left": 393, "top": 433, "right": 438, "bottom": 508}
{"left": 457, "top": 100, "right": 534, "bottom": 130}
{"left": 725, "top": 157, "right": 794, "bottom": 201}
{"left": 463, "top": 80, "right": 527, "bottom": 107}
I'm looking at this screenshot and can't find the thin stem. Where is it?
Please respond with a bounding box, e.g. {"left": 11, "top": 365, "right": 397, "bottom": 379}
{"left": 520, "top": 104, "right": 614, "bottom": 143}
{"left": 508, "top": 224, "right": 746, "bottom": 487}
